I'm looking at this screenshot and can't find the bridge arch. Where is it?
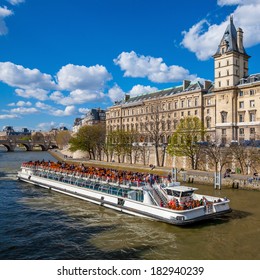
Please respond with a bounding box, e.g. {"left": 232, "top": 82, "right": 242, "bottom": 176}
{"left": 1, "top": 144, "right": 13, "bottom": 152}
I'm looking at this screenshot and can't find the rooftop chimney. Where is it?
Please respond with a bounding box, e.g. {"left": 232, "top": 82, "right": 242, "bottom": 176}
{"left": 183, "top": 80, "right": 191, "bottom": 90}
{"left": 237, "top": 27, "right": 244, "bottom": 53}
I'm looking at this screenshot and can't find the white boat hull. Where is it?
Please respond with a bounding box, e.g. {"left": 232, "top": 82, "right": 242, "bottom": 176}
{"left": 17, "top": 167, "right": 231, "bottom": 226}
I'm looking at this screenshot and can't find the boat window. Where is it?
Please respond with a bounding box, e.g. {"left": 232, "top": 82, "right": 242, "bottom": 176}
{"left": 181, "top": 191, "right": 194, "bottom": 197}
{"left": 172, "top": 191, "right": 181, "bottom": 197}
{"left": 166, "top": 189, "right": 173, "bottom": 195}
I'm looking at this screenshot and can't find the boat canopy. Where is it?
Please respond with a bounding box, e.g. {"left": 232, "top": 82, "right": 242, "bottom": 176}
{"left": 165, "top": 186, "right": 198, "bottom": 198}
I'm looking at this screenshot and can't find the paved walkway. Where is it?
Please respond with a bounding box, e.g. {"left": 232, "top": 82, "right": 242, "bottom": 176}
{"left": 48, "top": 149, "right": 254, "bottom": 181}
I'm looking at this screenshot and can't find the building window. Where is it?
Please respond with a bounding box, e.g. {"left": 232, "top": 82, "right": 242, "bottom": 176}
{"left": 174, "top": 112, "right": 177, "bottom": 117}
{"left": 181, "top": 112, "right": 184, "bottom": 117}
{"left": 194, "top": 98, "right": 198, "bottom": 106}
{"left": 227, "top": 60, "right": 229, "bottom": 66}
{"left": 206, "top": 118, "right": 211, "bottom": 129}
{"left": 174, "top": 101, "right": 178, "bottom": 109}
{"left": 250, "top": 90, "right": 255, "bottom": 96}
{"left": 250, "top": 100, "right": 255, "bottom": 108}
{"left": 218, "top": 81, "right": 221, "bottom": 87}
{"left": 207, "top": 98, "right": 211, "bottom": 105}
{"left": 222, "top": 129, "right": 226, "bottom": 136}
{"left": 249, "top": 112, "right": 255, "bottom": 122}
{"left": 227, "top": 80, "right": 229, "bottom": 86}
{"left": 239, "top": 101, "right": 244, "bottom": 109}
{"left": 221, "top": 111, "right": 227, "bottom": 123}
{"left": 188, "top": 111, "right": 190, "bottom": 115}
{"left": 239, "top": 91, "right": 244, "bottom": 97}
{"left": 239, "top": 128, "right": 244, "bottom": 135}
{"left": 227, "top": 70, "right": 229, "bottom": 75}
{"left": 194, "top": 110, "right": 197, "bottom": 115}
{"left": 218, "top": 62, "right": 221, "bottom": 68}
{"left": 181, "top": 100, "right": 185, "bottom": 108}
{"left": 207, "top": 109, "right": 210, "bottom": 114}
{"left": 188, "top": 99, "right": 191, "bottom": 107}
{"left": 250, "top": 128, "right": 255, "bottom": 134}
{"left": 239, "top": 114, "right": 244, "bottom": 122}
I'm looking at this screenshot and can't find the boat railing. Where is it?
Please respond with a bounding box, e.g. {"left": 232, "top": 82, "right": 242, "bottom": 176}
{"left": 27, "top": 166, "right": 144, "bottom": 202}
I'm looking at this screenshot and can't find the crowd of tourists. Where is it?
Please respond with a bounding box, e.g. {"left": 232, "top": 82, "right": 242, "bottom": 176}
{"left": 22, "top": 160, "right": 170, "bottom": 187}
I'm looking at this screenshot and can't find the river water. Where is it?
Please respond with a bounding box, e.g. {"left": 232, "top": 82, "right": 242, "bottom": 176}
{"left": 0, "top": 148, "right": 260, "bottom": 260}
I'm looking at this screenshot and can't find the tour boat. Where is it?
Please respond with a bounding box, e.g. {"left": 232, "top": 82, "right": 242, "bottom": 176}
{"left": 17, "top": 162, "right": 231, "bottom": 225}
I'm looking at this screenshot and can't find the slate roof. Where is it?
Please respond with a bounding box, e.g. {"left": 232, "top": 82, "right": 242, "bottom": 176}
{"left": 214, "top": 16, "right": 248, "bottom": 56}
{"left": 115, "top": 81, "right": 208, "bottom": 107}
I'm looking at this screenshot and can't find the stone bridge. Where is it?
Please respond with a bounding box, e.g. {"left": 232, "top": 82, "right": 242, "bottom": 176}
{"left": 0, "top": 139, "right": 58, "bottom": 152}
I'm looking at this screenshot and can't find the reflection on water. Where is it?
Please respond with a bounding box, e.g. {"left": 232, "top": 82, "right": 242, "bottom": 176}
{"left": 0, "top": 148, "right": 260, "bottom": 259}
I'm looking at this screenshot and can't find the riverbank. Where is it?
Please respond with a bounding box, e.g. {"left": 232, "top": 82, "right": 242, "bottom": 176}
{"left": 48, "top": 149, "right": 260, "bottom": 191}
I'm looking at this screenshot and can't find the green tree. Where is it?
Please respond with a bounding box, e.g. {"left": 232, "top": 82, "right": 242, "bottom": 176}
{"left": 55, "top": 130, "right": 72, "bottom": 149}
{"left": 167, "top": 116, "right": 205, "bottom": 170}
{"left": 69, "top": 124, "right": 106, "bottom": 160}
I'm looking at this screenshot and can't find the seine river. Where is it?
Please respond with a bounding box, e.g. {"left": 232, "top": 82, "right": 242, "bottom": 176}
{"left": 0, "top": 148, "right": 260, "bottom": 260}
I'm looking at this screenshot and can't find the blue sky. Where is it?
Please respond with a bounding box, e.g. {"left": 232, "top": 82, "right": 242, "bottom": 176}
{"left": 0, "top": 0, "right": 260, "bottom": 131}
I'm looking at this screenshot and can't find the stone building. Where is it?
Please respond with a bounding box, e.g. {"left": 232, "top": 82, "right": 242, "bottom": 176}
{"left": 106, "top": 17, "right": 260, "bottom": 167}
{"left": 73, "top": 108, "right": 106, "bottom": 133}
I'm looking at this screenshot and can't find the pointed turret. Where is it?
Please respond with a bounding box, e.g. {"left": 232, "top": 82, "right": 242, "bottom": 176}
{"left": 213, "top": 16, "right": 250, "bottom": 89}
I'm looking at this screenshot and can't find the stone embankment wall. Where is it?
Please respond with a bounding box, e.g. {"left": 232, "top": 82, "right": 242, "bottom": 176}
{"left": 179, "top": 172, "right": 260, "bottom": 191}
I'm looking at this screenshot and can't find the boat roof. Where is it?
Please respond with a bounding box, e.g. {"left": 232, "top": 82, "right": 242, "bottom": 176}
{"left": 165, "top": 186, "right": 198, "bottom": 192}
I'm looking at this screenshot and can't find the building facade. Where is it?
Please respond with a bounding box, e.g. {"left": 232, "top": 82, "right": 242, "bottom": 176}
{"left": 106, "top": 17, "right": 260, "bottom": 166}
{"left": 73, "top": 108, "right": 106, "bottom": 133}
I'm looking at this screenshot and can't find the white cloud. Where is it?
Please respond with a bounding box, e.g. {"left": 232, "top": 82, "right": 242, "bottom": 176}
{"left": 15, "top": 88, "right": 49, "bottom": 100}
{"left": 181, "top": 1, "right": 260, "bottom": 60}
{"left": 217, "top": 0, "right": 260, "bottom": 6}
{"left": 7, "top": 0, "right": 25, "bottom": 5}
{"left": 0, "top": 113, "right": 18, "bottom": 119}
{"left": 108, "top": 83, "right": 159, "bottom": 102}
{"left": 8, "top": 101, "right": 32, "bottom": 107}
{"left": 51, "top": 105, "right": 76, "bottom": 117}
{"left": 36, "top": 121, "right": 57, "bottom": 131}
{"left": 49, "top": 91, "right": 63, "bottom": 102}
{"left": 56, "top": 64, "right": 112, "bottom": 91}
{"left": 108, "top": 84, "right": 125, "bottom": 102}
{"left": 0, "top": 62, "right": 56, "bottom": 90}
{"left": 129, "top": 84, "right": 158, "bottom": 97}
{"left": 114, "top": 51, "right": 196, "bottom": 83}
{"left": 0, "top": 6, "right": 13, "bottom": 35}
{"left": 10, "top": 107, "right": 38, "bottom": 114}
{"left": 78, "top": 108, "right": 90, "bottom": 114}
{"left": 35, "top": 101, "right": 53, "bottom": 111}
{"left": 51, "top": 89, "right": 105, "bottom": 106}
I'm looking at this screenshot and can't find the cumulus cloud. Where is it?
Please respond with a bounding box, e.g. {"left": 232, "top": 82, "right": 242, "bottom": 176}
{"left": 0, "top": 62, "right": 56, "bottom": 90}
{"left": 56, "top": 64, "right": 112, "bottom": 91}
{"left": 15, "top": 88, "right": 49, "bottom": 100}
{"left": 9, "top": 107, "right": 38, "bottom": 114}
{"left": 217, "top": 0, "right": 260, "bottom": 5}
{"left": 129, "top": 84, "right": 158, "bottom": 97}
{"left": 8, "top": 101, "right": 32, "bottom": 107}
{"left": 7, "top": 0, "right": 25, "bottom": 5}
{"left": 36, "top": 121, "right": 57, "bottom": 131}
{"left": 108, "top": 83, "right": 159, "bottom": 102}
{"left": 50, "top": 89, "right": 105, "bottom": 106}
{"left": 0, "top": 6, "right": 13, "bottom": 35}
{"left": 108, "top": 84, "right": 125, "bottom": 102}
{"left": 181, "top": 0, "right": 260, "bottom": 60}
{"left": 0, "top": 113, "right": 18, "bottom": 119}
{"left": 51, "top": 106, "right": 76, "bottom": 117}
{"left": 114, "top": 51, "right": 196, "bottom": 83}
{"left": 78, "top": 108, "right": 90, "bottom": 115}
